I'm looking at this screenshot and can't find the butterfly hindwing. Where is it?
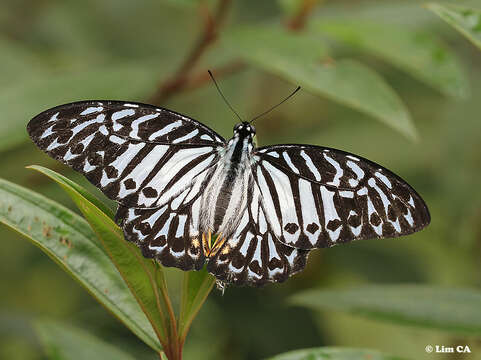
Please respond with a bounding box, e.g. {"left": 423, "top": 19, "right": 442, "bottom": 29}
{"left": 27, "top": 101, "right": 224, "bottom": 208}
{"left": 116, "top": 174, "right": 209, "bottom": 271}
{"left": 207, "top": 184, "right": 309, "bottom": 286}
{"left": 253, "top": 145, "right": 430, "bottom": 249}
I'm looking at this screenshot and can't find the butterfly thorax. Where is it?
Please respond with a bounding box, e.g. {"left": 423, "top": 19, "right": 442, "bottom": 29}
{"left": 199, "top": 122, "right": 256, "bottom": 256}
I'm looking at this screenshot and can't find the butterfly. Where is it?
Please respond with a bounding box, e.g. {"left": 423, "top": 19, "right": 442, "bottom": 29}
{"left": 27, "top": 89, "right": 430, "bottom": 287}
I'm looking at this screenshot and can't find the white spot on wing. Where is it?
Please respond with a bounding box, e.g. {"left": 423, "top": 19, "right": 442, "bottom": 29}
{"left": 176, "top": 214, "right": 188, "bottom": 238}
{"left": 172, "top": 129, "right": 199, "bottom": 144}
{"left": 109, "top": 135, "right": 126, "bottom": 145}
{"left": 129, "top": 113, "right": 160, "bottom": 138}
{"left": 40, "top": 125, "right": 55, "bottom": 139}
{"left": 408, "top": 195, "right": 415, "bottom": 207}
{"left": 81, "top": 106, "right": 103, "bottom": 116}
{"left": 375, "top": 171, "right": 392, "bottom": 189}
{"left": 148, "top": 120, "right": 182, "bottom": 141}
{"left": 347, "top": 160, "right": 364, "bottom": 187}
{"left": 404, "top": 208, "right": 414, "bottom": 226}
{"left": 320, "top": 186, "right": 341, "bottom": 241}
{"left": 200, "top": 134, "right": 213, "bottom": 141}
{"left": 145, "top": 205, "right": 167, "bottom": 226}
{"left": 298, "top": 179, "right": 320, "bottom": 245}
{"left": 300, "top": 150, "right": 321, "bottom": 181}
{"left": 282, "top": 152, "right": 300, "bottom": 174}
{"left": 263, "top": 161, "right": 300, "bottom": 244}
{"left": 348, "top": 210, "right": 362, "bottom": 236}
{"left": 109, "top": 142, "right": 145, "bottom": 176}
{"left": 324, "top": 153, "right": 343, "bottom": 186}
{"left": 48, "top": 112, "right": 59, "bottom": 122}
{"left": 256, "top": 166, "right": 281, "bottom": 236}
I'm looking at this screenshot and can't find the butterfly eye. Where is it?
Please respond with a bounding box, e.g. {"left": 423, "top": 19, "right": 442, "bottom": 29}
{"left": 233, "top": 123, "right": 242, "bottom": 132}
{"left": 250, "top": 125, "right": 256, "bottom": 134}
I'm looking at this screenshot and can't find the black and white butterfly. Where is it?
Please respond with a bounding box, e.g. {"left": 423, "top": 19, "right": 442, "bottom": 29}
{"left": 27, "top": 96, "right": 430, "bottom": 287}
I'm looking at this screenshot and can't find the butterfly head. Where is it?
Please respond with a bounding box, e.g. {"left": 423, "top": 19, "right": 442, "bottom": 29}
{"left": 233, "top": 122, "right": 256, "bottom": 142}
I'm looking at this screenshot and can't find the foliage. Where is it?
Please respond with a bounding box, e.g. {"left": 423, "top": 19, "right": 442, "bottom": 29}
{"left": 426, "top": 3, "right": 481, "bottom": 50}
{"left": 265, "top": 347, "right": 406, "bottom": 360}
{"left": 35, "top": 320, "right": 137, "bottom": 360}
{"left": 289, "top": 285, "right": 481, "bottom": 335}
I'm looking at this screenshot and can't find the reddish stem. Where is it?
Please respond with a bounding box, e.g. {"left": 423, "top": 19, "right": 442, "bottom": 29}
{"left": 149, "top": 0, "right": 232, "bottom": 104}
{"left": 286, "top": 0, "right": 319, "bottom": 31}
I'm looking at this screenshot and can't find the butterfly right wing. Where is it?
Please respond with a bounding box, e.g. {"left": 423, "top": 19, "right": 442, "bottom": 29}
{"left": 207, "top": 184, "right": 309, "bottom": 286}
{"left": 27, "top": 100, "right": 225, "bottom": 208}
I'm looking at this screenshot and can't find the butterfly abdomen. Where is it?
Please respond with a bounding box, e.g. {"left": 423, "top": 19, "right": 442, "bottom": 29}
{"left": 199, "top": 134, "right": 252, "bottom": 241}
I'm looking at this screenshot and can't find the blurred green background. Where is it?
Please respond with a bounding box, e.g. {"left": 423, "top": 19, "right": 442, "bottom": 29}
{"left": 1, "top": 0, "right": 481, "bottom": 359}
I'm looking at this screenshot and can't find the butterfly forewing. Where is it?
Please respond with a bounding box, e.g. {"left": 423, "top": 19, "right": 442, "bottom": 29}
{"left": 27, "top": 101, "right": 225, "bottom": 208}
{"left": 253, "top": 145, "right": 430, "bottom": 250}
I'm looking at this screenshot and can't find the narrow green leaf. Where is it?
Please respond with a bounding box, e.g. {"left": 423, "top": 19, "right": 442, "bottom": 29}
{"left": 35, "top": 320, "right": 137, "bottom": 360}
{"left": 426, "top": 3, "right": 481, "bottom": 50}
{"left": 0, "top": 62, "right": 160, "bottom": 153}
{"left": 27, "top": 165, "right": 114, "bottom": 219}
{"left": 289, "top": 285, "right": 481, "bottom": 335}
{"left": 179, "top": 267, "right": 215, "bottom": 341}
{"left": 313, "top": 19, "right": 469, "bottom": 99}
{"left": 266, "top": 347, "right": 407, "bottom": 360}
{"left": 224, "top": 26, "right": 417, "bottom": 140}
{"left": 0, "top": 178, "right": 161, "bottom": 352}
{"left": 28, "top": 166, "right": 176, "bottom": 348}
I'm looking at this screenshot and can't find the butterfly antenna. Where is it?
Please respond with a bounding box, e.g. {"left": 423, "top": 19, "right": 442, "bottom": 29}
{"left": 250, "top": 86, "right": 301, "bottom": 124}
{"left": 208, "top": 70, "right": 243, "bottom": 123}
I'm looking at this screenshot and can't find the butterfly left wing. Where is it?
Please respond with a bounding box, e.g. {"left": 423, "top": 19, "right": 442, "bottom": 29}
{"left": 252, "top": 145, "right": 430, "bottom": 250}
{"left": 116, "top": 167, "right": 212, "bottom": 270}
{"left": 207, "top": 183, "right": 309, "bottom": 286}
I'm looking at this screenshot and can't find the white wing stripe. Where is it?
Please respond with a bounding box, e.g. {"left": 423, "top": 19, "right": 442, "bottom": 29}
{"left": 262, "top": 161, "right": 300, "bottom": 242}
{"left": 320, "top": 186, "right": 341, "bottom": 242}
{"left": 298, "top": 179, "right": 320, "bottom": 245}
{"left": 256, "top": 166, "right": 282, "bottom": 236}
{"left": 300, "top": 150, "right": 321, "bottom": 181}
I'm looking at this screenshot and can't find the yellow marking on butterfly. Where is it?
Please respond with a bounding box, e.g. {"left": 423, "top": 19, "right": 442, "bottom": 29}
{"left": 201, "top": 231, "right": 228, "bottom": 257}
{"left": 191, "top": 237, "right": 200, "bottom": 248}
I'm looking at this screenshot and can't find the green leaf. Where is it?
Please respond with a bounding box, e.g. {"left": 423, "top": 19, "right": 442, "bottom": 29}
{"left": 178, "top": 267, "right": 215, "bottom": 342}
{"left": 289, "top": 285, "right": 481, "bottom": 335}
{"left": 27, "top": 166, "right": 115, "bottom": 220}
{"left": 35, "top": 320, "right": 137, "bottom": 360}
{"left": 426, "top": 3, "right": 481, "bottom": 50}
{"left": 312, "top": 19, "right": 469, "bottom": 99}
{"left": 224, "top": 26, "right": 417, "bottom": 140}
{"left": 0, "top": 178, "right": 161, "bottom": 352}
{"left": 0, "top": 62, "right": 160, "bottom": 153}
{"left": 28, "top": 166, "right": 177, "bottom": 347}
{"left": 266, "top": 347, "right": 407, "bottom": 360}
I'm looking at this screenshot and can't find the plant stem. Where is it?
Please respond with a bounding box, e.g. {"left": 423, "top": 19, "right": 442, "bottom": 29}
{"left": 149, "top": 0, "right": 232, "bottom": 104}
{"left": 286, "top": 0, "right": 320, "bottom": 31}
